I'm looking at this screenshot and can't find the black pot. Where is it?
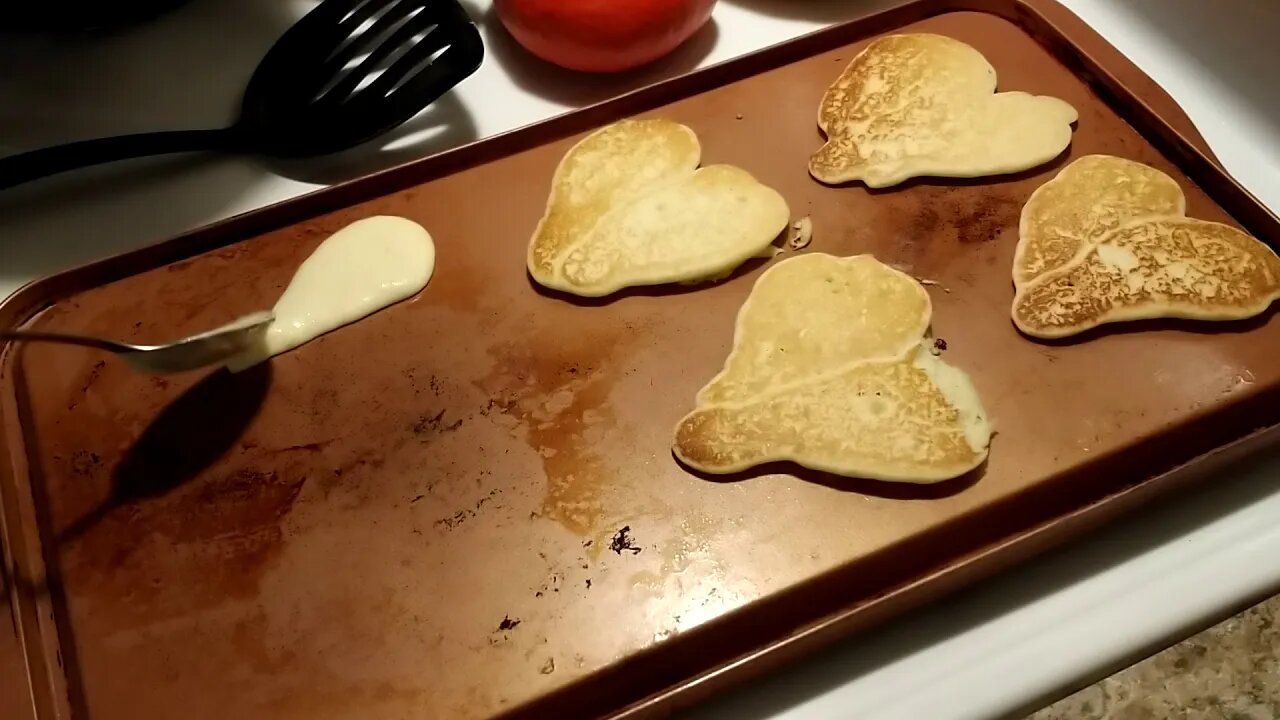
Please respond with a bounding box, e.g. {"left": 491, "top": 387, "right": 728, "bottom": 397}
{"left": 2, "top": 0, "right": 193, "bottom": 32}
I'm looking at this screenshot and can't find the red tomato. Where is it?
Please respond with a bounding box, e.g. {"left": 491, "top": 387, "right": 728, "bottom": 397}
{"left": 494, "top": 0, "right": 716, "bottom": 73}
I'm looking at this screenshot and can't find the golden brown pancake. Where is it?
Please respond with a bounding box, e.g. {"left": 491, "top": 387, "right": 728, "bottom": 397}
{"left": 810, "top": 33, "right": 1077, "bottom": 189}
{"left": 1012, "top": 155, "right": 1280, "bottom": 338}
{"left": 1014, "top": 155, "right": 1185, "bottom": 285}
{"left": 675, "top": 254, "right": 991, "bottom": 483}
{"left": 1014, "top": 218, "right": 1280, "bottom": 338}
{"left": 528, "top": 119, "right": 790, "bottom": 297}
{"left": 696, "top": 253, "right": 931, "bottom": 405}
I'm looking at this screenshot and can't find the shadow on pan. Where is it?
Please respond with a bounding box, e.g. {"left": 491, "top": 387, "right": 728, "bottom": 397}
{"left": 678, "top": 455, "right": 986, "bottom": 500}
{"left": 1024, "top": 303, "right": 1280, "bottom": 348}
{"left": 525, "top": 255, "right": 778, "bottom": 307}
{"left": 3, "top": 361, "right": 270, "bottom": 719}
{"left": 858, "top": 147, "right": 1074, "bottom": 195}
{"left": 57, "top": 364, "right": 272, "bottom": 544}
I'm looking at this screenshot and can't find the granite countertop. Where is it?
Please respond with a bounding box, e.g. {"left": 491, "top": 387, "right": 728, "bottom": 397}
{"left": 1027, "top": 593, "right": 1280, "bottom": 719}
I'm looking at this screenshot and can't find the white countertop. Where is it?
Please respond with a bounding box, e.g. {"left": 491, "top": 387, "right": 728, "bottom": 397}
{"left": 3, "top": 1, "right": 1280, "bottom": 718}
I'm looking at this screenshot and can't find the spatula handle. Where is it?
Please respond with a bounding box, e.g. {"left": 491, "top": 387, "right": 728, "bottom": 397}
{"left": 0, "top": 128, "right": 232, "bottom": 191}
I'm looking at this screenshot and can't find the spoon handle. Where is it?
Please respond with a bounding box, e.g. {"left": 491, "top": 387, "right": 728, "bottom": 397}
{"left": 0, "top": 128, "right": 233, "bottom": 191}
{"left": 0, "top": 330, "right": 136, "bottom": 354}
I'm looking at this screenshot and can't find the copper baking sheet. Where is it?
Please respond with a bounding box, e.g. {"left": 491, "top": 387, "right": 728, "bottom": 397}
{"left": 4, "top": 1, "right": 1280, "bottom": 718}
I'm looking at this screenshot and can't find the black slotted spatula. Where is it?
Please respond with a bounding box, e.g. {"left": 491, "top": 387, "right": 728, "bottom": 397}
{"left": 0, "top": 0, "right": 483, "bottom": 191}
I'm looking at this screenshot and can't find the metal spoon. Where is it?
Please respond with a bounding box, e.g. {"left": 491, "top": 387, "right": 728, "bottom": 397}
{"left": 0, "top": 0, "right": 484, "bottom": 190}
{"left": 0, "top": 311, "right": 274, "bottom": 374}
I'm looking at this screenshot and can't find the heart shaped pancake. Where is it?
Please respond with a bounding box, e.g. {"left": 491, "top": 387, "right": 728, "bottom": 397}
{"left": 675, "top": 254, "right": 991, "bottom": 483}
{"left": 810, "top": 34, "right": 1077, "bottom": 189}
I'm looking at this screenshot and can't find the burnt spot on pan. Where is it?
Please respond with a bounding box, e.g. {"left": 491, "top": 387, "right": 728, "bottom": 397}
{"left": 951, "top": 193, "right": 1023, "bottom": 245}
{"left": 182, "top": 469, "right": 306, "bottom": 541}
{"left": 489, "top": 614, "right": 522, "bottom": 646}
{"left": 872, "top": 184, "right": 1024, "bottom": 273}
{"left": 410, "top": 409, "right": 464, "bottom": 437}
{"left": 404, "top": 368, "right": 446, "bottom": 398}
{"left": 892, "top": 203, "right": 942, "bottom": 268}
{"left": 609, "top": 525, "right": 642, "bottom": 555}
{"left": 69, "top": 450, "right": 103, "bottom": 479}
{"left": 306, "top": 383, "right": 343, "bottom": 426}
{"left": 65, "top": 360, "right": 106, "bottom": 411}
{"left": 316, "top": 447, "right": 391, "bottom": 502}
{"left": 904, "top": 188, "right": 1021, "bottom": 245}
{"left": 434, "top": 488, "right": 501, "bottom": 531}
